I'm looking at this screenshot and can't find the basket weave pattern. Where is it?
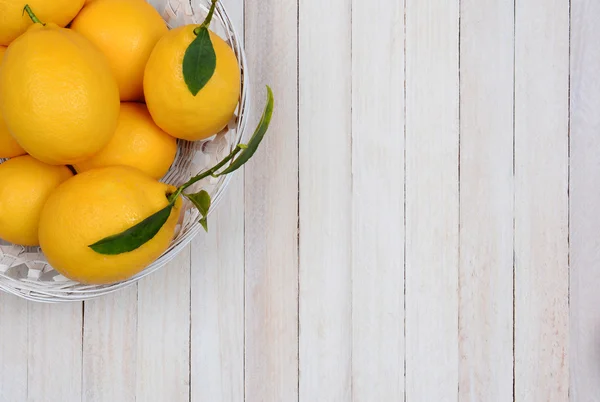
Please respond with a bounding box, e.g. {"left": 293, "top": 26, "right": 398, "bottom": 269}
{"left": 0, "top": 0, "right": 249, "bottom": 302}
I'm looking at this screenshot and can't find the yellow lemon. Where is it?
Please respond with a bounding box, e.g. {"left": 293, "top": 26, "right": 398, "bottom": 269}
{"left": 0, "top": 0, "right": 84, "bottom": 46}
{"left": 39, "top": 166, "right": 182, "bottom": 284}
{"left": 0, "top": 156, "right": 72, "bottom": 246}
{"left": 0, "top": 45, "right": 25, "bottom": 158}
{"left": 0, "top": 15, "right": 120, "bottom": 165}
{"left": 71, "top": 0, "right": 168, "bottom": 101}
{"left": 75, "top": 102, "right": 178, "bottom": 180}
{"left": 144, "top": 25, "right": 241, "bottom": 141}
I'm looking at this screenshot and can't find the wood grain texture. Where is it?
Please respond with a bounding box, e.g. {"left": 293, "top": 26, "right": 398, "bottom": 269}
{"left": 27, "top": 303, "right": 82, "bottom": 402}
{"left": 405, "top": 0, "right": 460, "bottom": 400}
{"left": 244, "top": 0, "right": 299, "bottom": 400}
{"left": 514, "top": 0, "right": 570, "bottom": 400}
{"left": 83, "top": 289, "right": 137, "bottom": 402}
{"left": 136, "top": 249, "right": 190, "bottom": 402}
{"left": 298, "top": 0, "right": 352, "bottom": 400}
{"left": 0, "top": 1, "right": 588, "bottom": 401}
{"left": 351, "top": 0, "right": 405, "bottom": 400}
{"left": 570, "top": 0, "right": 600, "bottom": 400}
{"left": 190, "top": 0, "right": 245, "bottom": 401}
{"left": 191, "top": 175, "right": 244, "bottom": 402}
{"left": 0, "top": 294, "right": 27, "bottom": 402}
{"left": 458, "top": 0, "right": 514, "bottom": 400}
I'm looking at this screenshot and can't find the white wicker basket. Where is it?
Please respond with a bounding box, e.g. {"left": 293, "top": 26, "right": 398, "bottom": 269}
{"left": 0, "top": 0, "right": 250, "bottom": 302}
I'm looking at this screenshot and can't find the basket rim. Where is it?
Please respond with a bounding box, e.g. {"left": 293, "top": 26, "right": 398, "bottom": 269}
{"left": 0, "top": 0, "right": 251, "bottom": 303}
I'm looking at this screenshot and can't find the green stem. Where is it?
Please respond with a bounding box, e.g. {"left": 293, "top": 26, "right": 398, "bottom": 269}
{"left": 167, "top": 187, "right": 184, "bottom": 204}
{"left": 167, "top": 144, "right": 242, "bottom": 204}
{"left": 193, "top": 0, "right": 218, "bottom": 35}
{"left": 183, "top": 147, "right": 241, "bottom": 189}
{"left": 23, "top": 5, "right": 44, "bottom": 25}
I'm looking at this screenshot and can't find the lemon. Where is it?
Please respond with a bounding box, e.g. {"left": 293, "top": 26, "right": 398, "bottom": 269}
{"left": 39, "top": 166, "right": 182, "bottom": 284}
{"left": 0, "top": 45, "right": 25, "bottom": 158}
{"left": 0, "top": 14, "right": 120, "bottom": 165}
{"left": 75, "top": 102, "right": 178, "bottom": 180}
{"left": 144, "top": 25, "right": 241, "bottom": 141}
{"left": 0, "top": 156, "right": 72, "bottom": 246}
{"left": 71, "top": 0, "right": 168, "bottom": 101}
{"left": 0, "top": 0, "right": 84, "bottom": 46}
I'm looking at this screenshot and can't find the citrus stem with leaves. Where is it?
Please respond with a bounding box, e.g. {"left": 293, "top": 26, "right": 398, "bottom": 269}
{"left": 89, "top": 86, "right": 274, "bottom": 255}
{"left": 167, "top": 145, "right": 242, "bottom": 203}
{"left": 183, "top": 0, "right": 219, "bottom": 95}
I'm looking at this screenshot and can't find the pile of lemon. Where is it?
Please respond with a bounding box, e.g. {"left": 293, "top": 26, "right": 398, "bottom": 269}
{"left": 0, "top": 0, "right": 265, "bottom": 285}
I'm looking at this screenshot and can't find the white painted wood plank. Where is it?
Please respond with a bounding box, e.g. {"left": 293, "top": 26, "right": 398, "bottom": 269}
{"left": 83, "top": 288, "right": 137, "bottom": 402}
{"left": 514, "top": 0, "right": 570, "bottom": 400}
{"left": 570, "top": 0, "right": 600, "bottom": 399}
{"left": 244, "top": 0, "right": 299, "bottom": 401}
{"left": 0, "top": 294, "right": 27, "bottom": 402}
{"left": 298, "top": 0, "right": 352, "bottom": 400}
{"left": 351, "top": 0, "right": 404, "bottom": 401}
{"left": 136, "top": 249, "right": 190, "bottom": 402}
{"left": 27, "top": 303, "right": 82, "bottom": 402}
{"left": 189, "top": 1, "right": 244, "bottom": 400}
{"left": 458, "top": 0, "right": 514, "bottom": 400}
{"left": 405, "top": 0, "right": 460, "bottom": 400}
{"left": 190, "top": 176, "right": 244, "bottom": 402}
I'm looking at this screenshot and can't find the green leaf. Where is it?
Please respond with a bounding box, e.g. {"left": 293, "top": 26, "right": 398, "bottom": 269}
{"left": 219, "top": 86, "right": 275, "bottom": 175}
{"left": 182, "top": 27, "right": 216, "bottom": 96}
{"left": 185, "top": 190, "right": 212, "bottom": 232}
{"left": 199, "top": 217, "right": 208, "bottom": 232}
{"left": 89, "top": 204, "right": 174, "bottom": 255}
{"left": 186, "top": 190, "right": 211, "bottom": 216}
{"left": 174, "top": 86, "right": 275, "bottom": 194}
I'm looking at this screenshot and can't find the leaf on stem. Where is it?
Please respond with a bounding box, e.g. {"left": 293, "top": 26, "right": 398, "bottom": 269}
{"left": 182, "top": 27, "right": 216, "bottom": 96}
{"left": 185, "top": 190, "right": 212, "bottom": 232}
{"left": 89, "top": 203, "right": 174, "bottom": 255}
{"left": 182, "top": 0, "right": 219, "bottom": 96}
{"left": 88, "top": 85, "right": 275, "bottom": 255}
{"left": 219, "top": 86, "right": 274, "bottom": 175}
